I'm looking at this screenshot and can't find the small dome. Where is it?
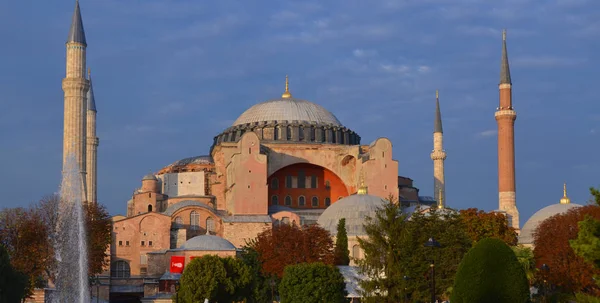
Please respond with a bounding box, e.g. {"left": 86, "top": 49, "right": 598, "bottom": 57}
{"left": 142, "top": 173, "right": 157, "bottom": 181}
{"left": 180, "top": 235, "right": 236, "bottom": 251}
{"left": 233, "top": 98, "right": 342, "bottom": 127}
{"left": 317, "top": 194, "right": 388, "bottom": 236}
{"left": 519, "top": 203, "right": 582, "bottom": 245}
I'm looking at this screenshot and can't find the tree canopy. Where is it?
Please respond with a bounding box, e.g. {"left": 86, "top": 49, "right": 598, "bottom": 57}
{"left": 357, "top": 202, "right": 472, "bottom": 302}
{"left": 534, "top": 205, "right": 600, "bottom": 295}
{"left": 458, "top": 208, "right": 518, "bottom": 246}
{"left": 279, "top": 262, "right": 347, "bottom": 303}
{"left": 0, "top": 244, "right": 28, "bottom": 303}
{"left": 177, "top": 255, "right": 252, "bottom": 303}
{"left": 451, "top": 238, "right": 529, "bottom": 303}
{"left": 249, "top": 223, "right": 335, "bottom": 278}
{"left": 334, "top": 218, "right": 350, "bottom": 266}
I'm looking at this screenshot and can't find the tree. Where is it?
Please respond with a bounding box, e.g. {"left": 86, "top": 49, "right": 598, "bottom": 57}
{"left": 0, "top": 207, "right": 50, "bottom": 297}
{"left": 334, "top": 218, "right": 350, "bottom": 265}
{"left": 533, "top": 205, "right": 600, "bottom": 295}
{"left": 250, "top": 223, "right": 335, "bottom": 278}
{"left": 512, "top": 245, "right": 536, "bottom": 283}
{"left": 239, "top": 247, "right": 271, "bottom": 303}
{"left": 0, "top": 244, "right": 28, "bottom": 302}
{"left": 591, "top": 186, "right": 600, "bottom": 206}
{"left": 459, "top": 208, "right": 518, "bottom": 246}
{"left": 279, "top": 262, "right": 347, "bottom": 303}
{"left": 451, "top": 238, "right": 529, "bottom": 303}
{"left": 177, "top": 255, "right": 252, "bottom": 303}
{"left": 569, "top": 187, "right": 600, "bottom": 286}
{"left": 357, "top": 202, "right": 472, "bottom": 302}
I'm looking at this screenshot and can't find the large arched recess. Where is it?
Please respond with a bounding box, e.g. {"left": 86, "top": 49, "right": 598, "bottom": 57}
{"left": 268, "top": 163, "right": 349, "bottom": 209}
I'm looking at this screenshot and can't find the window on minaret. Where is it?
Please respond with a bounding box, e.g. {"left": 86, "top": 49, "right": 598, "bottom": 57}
{"left": 190, "top": 211, "right": 200, "bottom": 230}
{"left": 298, "top": 170, "right": 306, "bottom": 188}
{"left": 285, "top": 196, "right": 292, "bottom": 206}
{"left": 174, "top": 216, "right": 183, "bottom": 228}
{"left": 286, "top": 176, "right": 292, "bottom": 188}
{"left": 272, "top": 196, "right": 279, "bottom": 205}
{"left": 312, "top": 197, "right": 319, "bottom": 207}
{"left": 206, "top": 217, "right": 215, "bottom": 234}
{"left": 298, "top": 196, "right": 306, "bottom": 207}
{"left": 271, "top": 178, "right": 279, "bottom": 189}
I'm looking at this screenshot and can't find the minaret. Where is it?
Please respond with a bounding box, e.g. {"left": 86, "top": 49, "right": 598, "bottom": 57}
{"left": 495, "top": 29, "right": 519, "bottom": 229}
{"left": 86, "top": 68, "right": 99, "bottom": 204}
{"left": 63, "top": 0, "right": 89, "bottom": 202}
{"left": 430, "top": 90, "right": 447, "bottom": 207}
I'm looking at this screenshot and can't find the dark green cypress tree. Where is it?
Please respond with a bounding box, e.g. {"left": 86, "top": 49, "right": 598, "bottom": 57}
{"left": 334, "top": 218, "right": 350, "bottom": 265}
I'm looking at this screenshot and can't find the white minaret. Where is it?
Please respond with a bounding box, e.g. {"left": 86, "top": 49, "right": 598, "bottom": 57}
{"left": 430, "top": 90, "right": 447, "bottom": 207}
{"left": 63, "top": 0, "right": 89, "bottom": 202}
{"left": 86, "top": 68, "right": 98, "bottom": 204}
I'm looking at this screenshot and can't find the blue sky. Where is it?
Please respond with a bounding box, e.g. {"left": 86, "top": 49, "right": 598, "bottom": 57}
{"left": 0, "top": 0, "right": 598, "bottom": 227}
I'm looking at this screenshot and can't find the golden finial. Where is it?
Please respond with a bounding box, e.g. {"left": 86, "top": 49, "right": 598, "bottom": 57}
{"left": 281, "top": 75, "right": 292, "bottom": 98}
{"left": 502, "top": 29, "right": 507, "bottom": 41}
{"left": 560, "top": 182, "right": 571, "bottom": 204}
{"left": 357, "top": 170, "right": 368, "bottom": 195}
{"left": 436, "top": 89, "right": 439, "bottom": 100}
{"left": 437, "top": 188, "right": 444, "bottom": 209}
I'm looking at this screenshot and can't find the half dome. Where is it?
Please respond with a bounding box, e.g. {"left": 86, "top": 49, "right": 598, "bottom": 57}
{"left": 519, "top": 203, "right": 582, "bottom": 245}
{"left": 179, "top": 235, "right": 236, "bottom": 251}
{"left": 317, "top": 194, "right": 389, "bottom": 236}
{"left": 232, "top": 97, "right": 342, "bottom": 127}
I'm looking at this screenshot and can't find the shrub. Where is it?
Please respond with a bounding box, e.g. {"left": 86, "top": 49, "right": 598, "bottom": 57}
{"left": 451, "top": 237, "right": 529, "bottom": 303}
{"left": 279, "top": 262, "right": 347, "bottom": 303}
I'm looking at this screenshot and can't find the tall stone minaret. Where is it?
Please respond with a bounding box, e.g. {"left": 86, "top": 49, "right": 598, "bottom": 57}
{"left": 86, "top": 68, "right": 98, "bottom": 204}
{"left": 62, "top": 0, "right": 89, "bottom": 202}
{"left": 430, "top": 90, "right": 447, "bottom": 207}
{"left": 495, "top": 29, "right": 519, "bottom": 229}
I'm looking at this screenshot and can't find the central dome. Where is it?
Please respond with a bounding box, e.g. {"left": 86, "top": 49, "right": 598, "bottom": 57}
{"left": 232, "top": 97, "right": 342, "bottom": 127}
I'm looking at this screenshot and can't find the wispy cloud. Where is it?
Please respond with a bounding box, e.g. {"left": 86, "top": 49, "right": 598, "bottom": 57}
{"left": 477, "top": 130, "right": 497, "bottom": 138}
{"left": 513, "top": 56, "right": 587, "bottom": 68}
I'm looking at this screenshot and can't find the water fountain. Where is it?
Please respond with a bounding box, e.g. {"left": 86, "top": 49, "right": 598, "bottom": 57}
{"left": 51, "top": 155, "right": 90, "bottom": 303}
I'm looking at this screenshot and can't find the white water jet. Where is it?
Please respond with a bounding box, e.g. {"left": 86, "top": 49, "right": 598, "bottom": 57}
{"left": 52, "top": 154, "right": 90, "bottom": 303}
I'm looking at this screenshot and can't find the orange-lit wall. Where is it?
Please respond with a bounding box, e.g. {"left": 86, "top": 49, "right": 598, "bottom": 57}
{"left": 267, "top": 163, "right": 348, "bottom": 209}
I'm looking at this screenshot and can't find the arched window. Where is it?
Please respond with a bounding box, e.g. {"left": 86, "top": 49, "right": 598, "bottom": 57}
{"left": 190, "top": 211, "right": 199, "bottom": 230}
{"left": 147, "top": 204, "right": 153, "bottom": 212}
{"left": 352, "top": 245, "right": 360, "bottom": 259}
{"left": 206, "top": 217, "right": 215, "bottom": 234}
{"left": 111, "top": 260, "right": 131, "bottom": 278}
{"left": 272, "top": 195, "right": 279, "bottom": 205}
{"left": 274, "top": 127, "right": 279, "bottom": 140}
{"left": 312, "top": 196, "right": 319, "bottom": 207}
{"left": 298, "top": 170, "right": 305, "bottom": 188}
{"left": 298, "top": 196, "right": 306, "bottom": 207}
{"left": 271, "top": 178, "right": 279, "bottom": 189}
{"left": 325, "top": 180, "right": 331, "bottom": 189}
{"left": 286, "top": 126, "right": 292, "bottom": 140}
{"left": 325, "top": 197, "right": 331, "bottom": 207}
{"left": 310, "top": 127, "right": 316, "bottom": 141}
{"left": 299, "top": 126, "right": 305, "bottom": 141}
{"left": 285, "top": 196, "right": 292, "bottom": 206}
{"left": 174, "top": 216, "right": 183, "bottom": 228}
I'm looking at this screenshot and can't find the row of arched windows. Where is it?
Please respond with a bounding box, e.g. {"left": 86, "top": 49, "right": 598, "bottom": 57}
{"left": 271, "top": 195, "right": 335, "bottom": 207}
{"left": 173, "top": 212, "right": 215, "bottom": 232}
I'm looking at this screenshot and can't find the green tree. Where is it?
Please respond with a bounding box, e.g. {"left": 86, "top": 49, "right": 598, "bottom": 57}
{"left": 357, "top": 203, "right": 472, "bottom": 302}
{"left": 334, "top": 218, "right": 350, "bottom": 265}
{"left": 591, "top": 186, "right": 600, "bottom": 206}
{"left": 239, "top": 247, "right": 272, "bottom": 303}
{"left": 0, "top": 244, "right": 28, "bottom": 303}
{"left": 568, "top": 187, "right": 600, "bottom": 288}
{"left": 512, "top": 245, "right": 536, "bottom": 283}
{"left": 451, "top": 238, "right": 529, "bottom": 303}
{"left": 279, "top": 262, "right": 347, "bottom": 303}
{"left": 177, "top": 255, "right": 252, "bottom": 303}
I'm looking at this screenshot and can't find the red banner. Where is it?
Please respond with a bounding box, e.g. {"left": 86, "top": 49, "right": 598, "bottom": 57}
{"left": 170, "top": 256, "right": 185, "bottom": 273}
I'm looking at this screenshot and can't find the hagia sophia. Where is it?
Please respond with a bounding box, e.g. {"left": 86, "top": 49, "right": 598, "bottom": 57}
{"left": 53, "top": 1, "right": 583, "bottom": 302}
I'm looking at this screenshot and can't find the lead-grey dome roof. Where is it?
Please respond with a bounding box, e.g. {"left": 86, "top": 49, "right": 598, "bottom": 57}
{"left": 317, "top": 194, "right": 388, "bottom": 236}
{"left": 179, "top": 235, "right": 236, "bottom": 251}
{"left": 142, "top": 173, "right": 157, "bottom": 181}
{"left": 519, "top": 203, "right": 583, "bottom": 245}
{"left": 232, "top": 98, "right": 342, "bottom": 127}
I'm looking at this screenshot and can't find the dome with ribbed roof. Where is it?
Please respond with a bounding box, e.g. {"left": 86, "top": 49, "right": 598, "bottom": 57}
{"left": 317, "top": 193, "right": 389, "bottom": 236}
{"left": 179, "top": 235, "right": 236, "bottom": 251}
{"left": 232, "top": 97, "right": 342, "bottom": 127}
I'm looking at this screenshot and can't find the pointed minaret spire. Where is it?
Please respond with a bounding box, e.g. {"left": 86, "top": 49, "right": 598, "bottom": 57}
{"left": 434, "top": 89, "right": 443, "bottom": 133}
{"left": 87, "top": 68, "right": 96, "bottom": 112}
{"left": 500, "top": 29, "right": 511, "bottom": 85}
{"left": 67, "top": 0, "right": 87, "bottom": 46}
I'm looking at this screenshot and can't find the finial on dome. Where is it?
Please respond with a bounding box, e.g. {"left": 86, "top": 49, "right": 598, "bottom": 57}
{"left": 281, "top": 75, "right": 292, "bottom": 98}
{"left": 560, "top": 182, "right": 571, "bottom": 204}
{"left": 357, "top": 170, "right": 368, "bottom": 195}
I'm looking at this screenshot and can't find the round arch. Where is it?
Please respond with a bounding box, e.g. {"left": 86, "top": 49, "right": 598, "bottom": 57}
{"left": 267, "top": 163, "right": 349, "bottom": 209}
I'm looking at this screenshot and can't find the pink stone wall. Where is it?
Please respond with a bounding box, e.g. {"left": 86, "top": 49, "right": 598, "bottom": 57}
{"left": 229, "top": 133, "right": 268, "bottom": 215}
{"left": 362, "top": 138, "right": 400, "bottom": 200}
